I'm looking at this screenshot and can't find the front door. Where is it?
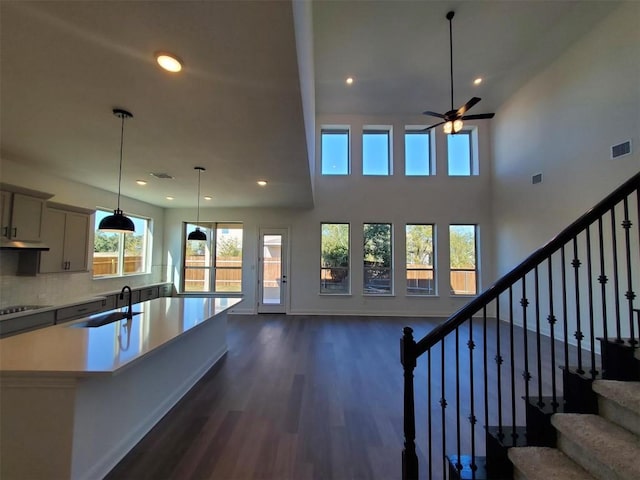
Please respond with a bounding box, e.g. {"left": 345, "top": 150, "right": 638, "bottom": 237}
{"left": 257, "top": 228, "right": 289, "bottom": 313}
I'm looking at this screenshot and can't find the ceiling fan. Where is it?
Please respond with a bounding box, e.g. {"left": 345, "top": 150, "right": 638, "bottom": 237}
{"left": 422, "top": 11, "right": 495, "bottom": 134}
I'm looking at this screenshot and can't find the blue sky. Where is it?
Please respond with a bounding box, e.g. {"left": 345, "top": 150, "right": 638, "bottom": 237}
{"left": 321, "top": 130, "right": 471, "bottom": 176}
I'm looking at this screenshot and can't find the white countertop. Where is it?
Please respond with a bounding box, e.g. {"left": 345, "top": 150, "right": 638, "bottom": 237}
{"left": 0, "top": 297, "right": 241, "bottom": 376}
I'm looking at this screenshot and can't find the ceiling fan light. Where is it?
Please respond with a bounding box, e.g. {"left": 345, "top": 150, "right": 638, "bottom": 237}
{"left": 99, "top": 209, "right": 135, "bottom": 233}
{"left": 443, "top": 121, "right": 453, "bottom": 134}
{"left": 453, "top": 119, "right": 464, "bottom": 132}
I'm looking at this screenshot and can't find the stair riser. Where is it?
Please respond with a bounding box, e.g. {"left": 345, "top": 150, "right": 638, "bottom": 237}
{"left": 556, "top": 432, "right": 621, "bottom": 480}
{"left": 598, "top": 396, "right": 640, "bottom": 438}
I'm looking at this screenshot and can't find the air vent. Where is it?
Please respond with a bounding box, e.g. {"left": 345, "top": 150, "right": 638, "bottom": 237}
{"left": 532, "top": 173, "right": 543, "bottom": 185}
{"left": 150, "top": 172, "right": 175, "bottom": 180}
{"left": 611, "top": 140, "right": 631, "bottom": 159}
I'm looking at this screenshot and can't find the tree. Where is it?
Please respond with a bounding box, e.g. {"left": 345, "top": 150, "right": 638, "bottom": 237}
{"left": 321, "top": 224, "right": 349, "bottom": 267}
{"left": 406, "top": 225, "right": 433, "bottom": 266}
{"left": 450, "top": 227, "right": 476, "bottom": 269}
{"left": 94, "top": 232, "right": 119, "bottom": 253}
{"left": 363, "top": 223, "right": 391, "bottom": 267}
{"left": 217, "top": 236, "right": 241, "bottom": 258}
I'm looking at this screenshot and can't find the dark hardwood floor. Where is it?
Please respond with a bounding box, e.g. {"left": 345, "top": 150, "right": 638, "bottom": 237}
{"left": 106, "top": 314, "right": 584, "bottom": 479}
{"left": 105, "top": 314, "right": 443, "bottom": 480}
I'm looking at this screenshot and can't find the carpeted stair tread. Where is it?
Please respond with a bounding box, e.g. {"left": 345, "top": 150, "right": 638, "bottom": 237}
{"left": 592, "top": 380, "right": 640, "bottom": 416}
{"left": 508, "top": 446, "right": 595, "bottom": 480}
{"left": 552, "top": 413, "right": 640, "bottom": 480}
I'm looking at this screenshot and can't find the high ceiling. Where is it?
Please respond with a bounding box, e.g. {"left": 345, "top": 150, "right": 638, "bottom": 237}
{"left": 0, "top": 1, "right": 620, "bottom": 208}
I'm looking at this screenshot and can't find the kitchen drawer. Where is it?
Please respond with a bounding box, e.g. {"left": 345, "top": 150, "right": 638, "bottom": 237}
{"left": 138, "top": 286, "right": 158, "bottom": 302}
{"left": 56, "top": 300, "right": 105, "bottom": 323}
{"left": 160, "top": 283, "right": 174, "bottom": 297}
{"left": 0, "top": 310, "right": 55, "bottom": 337}
{"left": 99, "top": 295, "right": 117, "bottom": 312}
{"left": 116, "top": 289, "right": 140, "bottom": 308}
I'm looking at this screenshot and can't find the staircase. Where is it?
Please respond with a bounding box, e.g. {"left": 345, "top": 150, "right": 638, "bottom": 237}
{"left": 400, "top": 172, "right": 640, "bottom": 480}
{"left": 509, "top": 379, "right": 640, "bottom": 480}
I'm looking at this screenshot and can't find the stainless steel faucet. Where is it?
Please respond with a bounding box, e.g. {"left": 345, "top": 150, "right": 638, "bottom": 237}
{"left": 119, "top": 285, "right": 132, "bottom": 318}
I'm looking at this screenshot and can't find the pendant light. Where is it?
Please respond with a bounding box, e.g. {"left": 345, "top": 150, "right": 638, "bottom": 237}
{"left": 187, "top": 167, "right": 207, "bottom": 241}
{"left": 99, "top": 108, "right": 135, "bottom": 233}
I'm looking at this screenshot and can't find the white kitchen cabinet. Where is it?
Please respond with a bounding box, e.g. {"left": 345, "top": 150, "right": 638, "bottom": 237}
{"left": 39, "top": 203, "right": 93, "bottom": 273}
{"left": 0, "top": 189, "right": 51, "bottom": 242}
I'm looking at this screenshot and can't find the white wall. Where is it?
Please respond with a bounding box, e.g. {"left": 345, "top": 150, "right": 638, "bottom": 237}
{"left": 492, "top": 3, "right": 640, "bottom": 341}
{"left": 165, "top": 113, "right": 496, "bottom": 317}
{"left": 0, "top": 157, "right": 166, "bottom": 307}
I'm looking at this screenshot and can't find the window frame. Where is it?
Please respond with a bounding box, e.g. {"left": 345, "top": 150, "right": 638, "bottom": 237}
{"left": 363, "top": 222, "right": 393, "bottom": 295}
{"left": 321, "top": 128, "right": 350, "bottom": 175}
{"left": 320, "top": 222, "right": 351, "bottom": 295}
{"left": 182, "top": 222, "right": 243, "bottom": 294}
{"left": 405, "top": 223, "right": 436, "bottom": 296}
{"left": 362, "top": 127, "right": 392, "bottom": 176}
{"left": 449, "top": 224, "right": 478, "bottom": 296}
{"left": 92, "top": 209, "right": 151, "bottom": 278}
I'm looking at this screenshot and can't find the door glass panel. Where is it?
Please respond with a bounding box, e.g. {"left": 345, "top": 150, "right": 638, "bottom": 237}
{"left": 262, "top": 234, "right": 282, "bottom": 304}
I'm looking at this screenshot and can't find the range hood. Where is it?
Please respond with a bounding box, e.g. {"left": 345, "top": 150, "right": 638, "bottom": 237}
{"left": 0, "top": 239, "right": 50, "bottom": 251}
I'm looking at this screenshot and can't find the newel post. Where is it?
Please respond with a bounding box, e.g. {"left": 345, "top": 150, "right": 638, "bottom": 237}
{"left": 401, "top": 326, "right": 419, "bottom": 480}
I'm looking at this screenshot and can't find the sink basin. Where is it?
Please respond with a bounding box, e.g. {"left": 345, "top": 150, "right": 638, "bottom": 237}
{"left": 71, "top": 311, "right": 141, "bottom": 328}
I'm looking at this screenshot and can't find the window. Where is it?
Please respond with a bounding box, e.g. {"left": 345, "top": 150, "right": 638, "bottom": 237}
{"left": 93, "top": 210, "right": 150, "bottom": 277}
{"left": 406, "top": 224, "right": 435, "bottom": 295}
{"left": 183, "top": 223, "right": 243, "bottom": 292}
{"left": 320, "top": 223, "right": 350, "bottom": 294}
{"left": 363, "top": 223, "right": 392, "bottom": 294}
{"left": 363, "top": 129, "right": 390, "bottom": 175}
{"left": 449, "top": 224, "right": 477, "bottom": 295}
{"left": 448, "top": 130, "right": 473, "bottom": 175}
{"left": 321, "top": 129, "right": 349, "bottom": 175}
{"left": 405, "top": 130, "right": 432, "bottom": 175}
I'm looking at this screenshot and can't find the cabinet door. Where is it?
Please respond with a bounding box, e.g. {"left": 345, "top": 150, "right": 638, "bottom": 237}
{"left": 64, "top": 212, "right": 89, "bottom": 272}
{"left": 10, "top": 193, "right": 44, "bottom": 242}
{"left": 11, "top": 193, "right": 44, "bottom": 241}
{"left": 39, "top": 209, "right": 66, "bottom": 273}
{"left": 0, "top": 191, "right": 11, "bottom": 239}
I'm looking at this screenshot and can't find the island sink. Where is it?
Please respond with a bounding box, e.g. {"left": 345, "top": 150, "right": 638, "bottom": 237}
{"left": 71, "top": 311, "right": 142, "bottom": 328}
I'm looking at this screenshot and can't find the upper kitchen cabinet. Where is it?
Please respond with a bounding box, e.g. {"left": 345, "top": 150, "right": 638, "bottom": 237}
{"left": 0, "top": 184, "right": 53, "bottom": 242}
{"left": 39, "top": 202, "right": 94, "bottom": 273}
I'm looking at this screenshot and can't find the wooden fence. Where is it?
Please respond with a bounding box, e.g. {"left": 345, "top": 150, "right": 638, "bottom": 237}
{"left": 93, "top": 255, "right": 143, "bottom": 276}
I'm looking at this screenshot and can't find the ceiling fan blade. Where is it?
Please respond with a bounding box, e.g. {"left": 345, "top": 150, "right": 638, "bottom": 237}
{"left": 462, "top": 113, "right": 495, "bottom": 120}
{"left": 421, "top": 121, "right": 445, "bottom": 132}
{"left": 422, "top": 110, "right": 445, "bottom": 119}
{"left": 456, "top": 97, "right": 481, "bottom": 117}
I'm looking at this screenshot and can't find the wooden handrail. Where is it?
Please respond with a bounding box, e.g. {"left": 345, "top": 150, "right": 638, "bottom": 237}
{"left": 414, "top": 171, "right": 640, "bottom": 357}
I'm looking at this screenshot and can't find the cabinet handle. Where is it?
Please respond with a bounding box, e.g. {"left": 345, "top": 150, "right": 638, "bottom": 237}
{"left": 2, "top": 226, "right": 7, "bottom": 237}
{"left": 12, "top": 227, "right": 17, "bottom": 237}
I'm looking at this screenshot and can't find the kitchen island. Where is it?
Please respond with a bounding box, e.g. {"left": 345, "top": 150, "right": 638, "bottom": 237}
{"left": 0, "top": 296, "right": 241, "bottom": 480}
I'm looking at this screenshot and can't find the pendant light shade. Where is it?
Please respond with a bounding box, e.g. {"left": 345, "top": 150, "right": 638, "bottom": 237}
{"left": 187, "top": 167, "right": 206, "bottom": 241}
{"left": 99, "top": 109, "right": 135, "bottom": 233}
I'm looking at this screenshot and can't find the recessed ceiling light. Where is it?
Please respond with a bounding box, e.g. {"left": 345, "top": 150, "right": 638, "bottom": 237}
{"left": 473, "top": 77, "right": 483, "bottom": 85}
{"left": 155, "top": 52, "right": 183, "bottom": 73}
{"left": 257, "top": 180, "right": 267, "bottom": 186}
{"left": 166, "top": 196, "right": 174, "bottom": 200}
{"left": 204, "top": 196, "right": 212, "bottom": 200}
{"left": 346, "top": 76, "right": 354, "bottom": 85}
{"left": 136, "top": 180, "right": 147, "bottom": 186}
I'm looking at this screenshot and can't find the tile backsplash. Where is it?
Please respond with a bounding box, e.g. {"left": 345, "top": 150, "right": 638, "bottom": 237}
{"left": 0, "top": 252, "right": 164, "bottom": 308}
